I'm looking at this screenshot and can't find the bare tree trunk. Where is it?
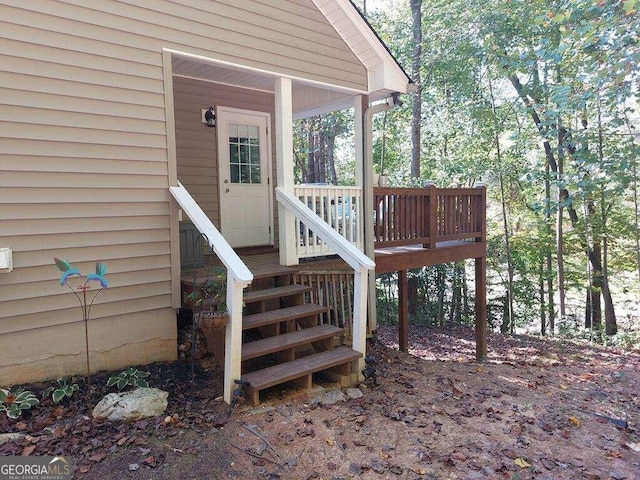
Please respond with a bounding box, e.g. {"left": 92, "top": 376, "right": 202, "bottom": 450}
{"left": 556, "top": 118, "right": 567, "bottom": 320}
{"left": 380, "top": 111, "right": 388, "bottom": 175}
{"left": 462, "top": 263, "right": 469, "bottom": 320}
{"left": 596, "top": 105, "right": 617, "bottom": 335}
{"left": 539, "top": 255, "right": 546, "bottom": 336}
{"left": 489, "top": 77, "right": 515, "bottom": 334}
{"left": 448, "top": 262, "right": 463, "bottom": 323}
{"left": 326, "top": 120, "right": 338, "bottom": 185}
{"left": 632, "top": 131, "right": 640, "bottom": 312}
{"left": 436, "top": 265, "right": 445, "bottom": 326}
{"left": 306, "top": 121, "right": 315, "bottom": 183}
{"left": 410, "top": 0, "right": 422, "bottom": 179}
{"left": 545, "top": 162, "right": 555, "bottom": 335}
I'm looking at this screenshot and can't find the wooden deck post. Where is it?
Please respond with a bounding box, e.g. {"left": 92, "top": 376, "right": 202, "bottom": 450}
{"left": 398, "top": 269, "right": 408, "bottom": 352}
{"left": 474, "top": 255, "right": 487, "bottom": 362}
{"left": 428, "top": 183, "right": 437, "bottom": 248}
{"left": 474, "top": 183, "right": 487, "bottom": 362}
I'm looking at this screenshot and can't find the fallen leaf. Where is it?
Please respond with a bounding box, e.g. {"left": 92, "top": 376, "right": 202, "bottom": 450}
{"left": 569, "top": 416, "right": 580, "bottom": 426}
{"left": 22, "top": 445, "right": 36, "bottom": 457}
{"left": 605, "top": 450, "right": 622, "bottom": 459}
{"left": 559, "top": 384, "right": 568, "bottom": 390}
{"left": 514, "top": 458, "right": 531, "bottom": 468}
{"left": 88, "top": 453, "right": 106, "bottom": 463}
{"left": 15, "top": 421, "right": 27, "bottom": 430}
{"left": 79, "top": 465, "right": 91, "bottom": 474}
{"left": 325, "top": 438, "right": 334, "bottom": 446}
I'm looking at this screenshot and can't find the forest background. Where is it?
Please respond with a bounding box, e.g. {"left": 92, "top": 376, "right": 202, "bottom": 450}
{"left": 293, "top": 0, "right": 640, "bottom": 348}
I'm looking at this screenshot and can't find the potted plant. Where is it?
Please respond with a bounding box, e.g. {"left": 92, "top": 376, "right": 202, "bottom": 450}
{"left": 185, "top": 267, "right": 228, "bottom": 363}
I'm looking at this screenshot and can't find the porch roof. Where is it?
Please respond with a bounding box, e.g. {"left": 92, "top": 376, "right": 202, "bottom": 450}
{"left": 170, "top": 0, "right": 411, "bottom": 119}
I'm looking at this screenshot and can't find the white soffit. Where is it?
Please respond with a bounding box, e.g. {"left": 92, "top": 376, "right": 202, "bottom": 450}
{"left": 312, "top": 0, "right": 411, "bottom": 94}
{"left": 171, "top": 53, "right": 354, "bottom": 117}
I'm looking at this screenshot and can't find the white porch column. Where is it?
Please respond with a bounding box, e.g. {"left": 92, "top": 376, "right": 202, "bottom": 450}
{"left": 354, "top": 95, "right": 365, "bottom": 187}
{"left": 275, "top": 77, "right": 297, "bottom": 266}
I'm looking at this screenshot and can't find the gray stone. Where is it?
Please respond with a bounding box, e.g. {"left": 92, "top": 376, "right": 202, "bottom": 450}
{"left": 93, "top": 387, "right": 168, "bottom": 422}
{"left": 0, "top": 432, "right": 24, "bottom": 445}
{"left": 313, "top": 389, "right": 345, "bottom": 405}
{"left": 346, "top": 388, "right": 363, "bottom": 400}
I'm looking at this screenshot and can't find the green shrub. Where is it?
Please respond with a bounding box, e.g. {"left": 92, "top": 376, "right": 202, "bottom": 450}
{"left": 0, "top": 388, "right": 39, "bottom": 419}
{"left": 42, "top": 377, "right": 80, "bottom": 404}
{"left": 106, "top": 368, "right": 151, "bottom": 391}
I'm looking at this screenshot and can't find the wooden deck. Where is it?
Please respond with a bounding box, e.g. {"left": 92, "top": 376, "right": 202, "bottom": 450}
{"left": 181, "top": 185, "right": 487, "bottom": 363}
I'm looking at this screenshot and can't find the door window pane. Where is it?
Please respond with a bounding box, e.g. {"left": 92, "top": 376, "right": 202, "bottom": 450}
{"left": 228, "top": 122, "right": 261, "bottom": 184}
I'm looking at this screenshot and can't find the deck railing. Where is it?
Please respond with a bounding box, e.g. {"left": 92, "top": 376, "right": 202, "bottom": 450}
{"left": 294, "top": 184, "right": 363, "bottom": 258}
{"left": 373, "top": 185, "right": 486, "bottom": 248}
{"left": 170, "top": 182, "right": 253, "bottom": 404}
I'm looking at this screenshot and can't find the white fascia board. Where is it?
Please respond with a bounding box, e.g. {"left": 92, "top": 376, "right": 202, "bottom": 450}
{"left": 313, "top": 0, "right": 411, "bottom": 94}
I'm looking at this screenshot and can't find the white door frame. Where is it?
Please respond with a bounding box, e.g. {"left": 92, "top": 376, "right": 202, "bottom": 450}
{"left": 216, "top": 106, "right": 274, "bottom": 247}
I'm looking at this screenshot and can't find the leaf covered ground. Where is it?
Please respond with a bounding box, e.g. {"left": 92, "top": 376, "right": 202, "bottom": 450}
{"left": 1, "top": 325, "right": 639, "bottom": 479}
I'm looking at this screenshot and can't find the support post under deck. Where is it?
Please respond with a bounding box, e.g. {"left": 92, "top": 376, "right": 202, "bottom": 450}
{"left": 475, "top": 255, "right": 487, "bottom": 362}
{"left": 398, "top": 269, "right": 408, "bottom": 352}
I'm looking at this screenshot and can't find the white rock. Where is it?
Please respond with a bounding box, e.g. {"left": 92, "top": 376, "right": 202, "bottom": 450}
{"left": 0, "top": 432, "right": 24, "bottom": 445}
{"left": 313, "top": 389, "right": 345, "bottom": 405}
{"left": 92, "top": 387, "right": 168, "bottom": 422}
{"left": 346, "top": 388, "right": 363, "bottom": 399}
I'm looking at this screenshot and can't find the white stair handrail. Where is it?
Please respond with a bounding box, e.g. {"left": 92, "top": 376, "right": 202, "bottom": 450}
{"left": 170, "top": 182, "right": 253, "bottom": 284}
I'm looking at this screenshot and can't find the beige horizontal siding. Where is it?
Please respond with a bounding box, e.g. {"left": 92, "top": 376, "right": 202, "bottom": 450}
{"left": 2, "top": 0, "right": 367, "bottom": 91}
{"left": 0, "top": 157, "right": 168, "bottom": 175}
{"left": 2, "top": 216, "right": 170, "bottom": 236}
{"left": 0, "top": 292, "right": 172, "bottom": 333}
{"left": 3, "top": 230, "right": 169, "bottom": 253}
{"left": 2, "top": 254, "right": 170, "bottom": 284}
{"left": 1, "top": 268, "right": 171, "bottom": 302}
{"left": 0, "top": 187, "right": 169, "bottom": 204}
{"left": 0, "top": 72, "right": 165, "bottom": 108}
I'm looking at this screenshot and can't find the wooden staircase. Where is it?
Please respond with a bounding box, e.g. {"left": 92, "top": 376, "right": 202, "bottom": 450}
{"left": 238, "top": 268, "right": 361, "bottom": 406}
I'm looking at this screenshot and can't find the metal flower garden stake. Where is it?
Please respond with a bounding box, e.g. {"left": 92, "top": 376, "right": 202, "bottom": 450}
{"left": 54, "top": 258, "right": 108, "bottom": 403}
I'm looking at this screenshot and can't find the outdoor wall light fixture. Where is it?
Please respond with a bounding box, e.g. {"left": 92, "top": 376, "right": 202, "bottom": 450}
{"left": 202, "top": 106, "right": 216, "bottom": 127}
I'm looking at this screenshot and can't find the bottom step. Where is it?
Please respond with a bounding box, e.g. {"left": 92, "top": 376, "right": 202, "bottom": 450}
{"left": 241, "top": 346, "right": 362, "bottom": 406}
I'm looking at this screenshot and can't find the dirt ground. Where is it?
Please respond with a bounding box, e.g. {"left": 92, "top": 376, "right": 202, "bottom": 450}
{"left": 1, "top": 325, "right": 639, "bottom": 480}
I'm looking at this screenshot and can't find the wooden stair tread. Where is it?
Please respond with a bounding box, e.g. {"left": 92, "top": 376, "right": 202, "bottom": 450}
{"left": 241, "top": 346, "right": 361, "bottom": 390}
{"left": 243, "top": 304, "right": 327, "bottom": 330}
{"left": 244, "top": 284, "right": 312, "bottom": 304}
{"left": 242, "top": 324, "right": 343, "bottom": 361}
{"left": 249, "top": 265, "right": 298, "bottom": 280}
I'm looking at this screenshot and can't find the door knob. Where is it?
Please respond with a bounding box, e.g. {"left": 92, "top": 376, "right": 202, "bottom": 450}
{"left": 225, "top": 188, "right": 230, "bottom": 193}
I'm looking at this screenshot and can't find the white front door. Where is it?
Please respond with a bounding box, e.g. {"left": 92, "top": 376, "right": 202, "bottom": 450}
{"left": 217, "top": 107, "right": 273, "bottom": 248}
